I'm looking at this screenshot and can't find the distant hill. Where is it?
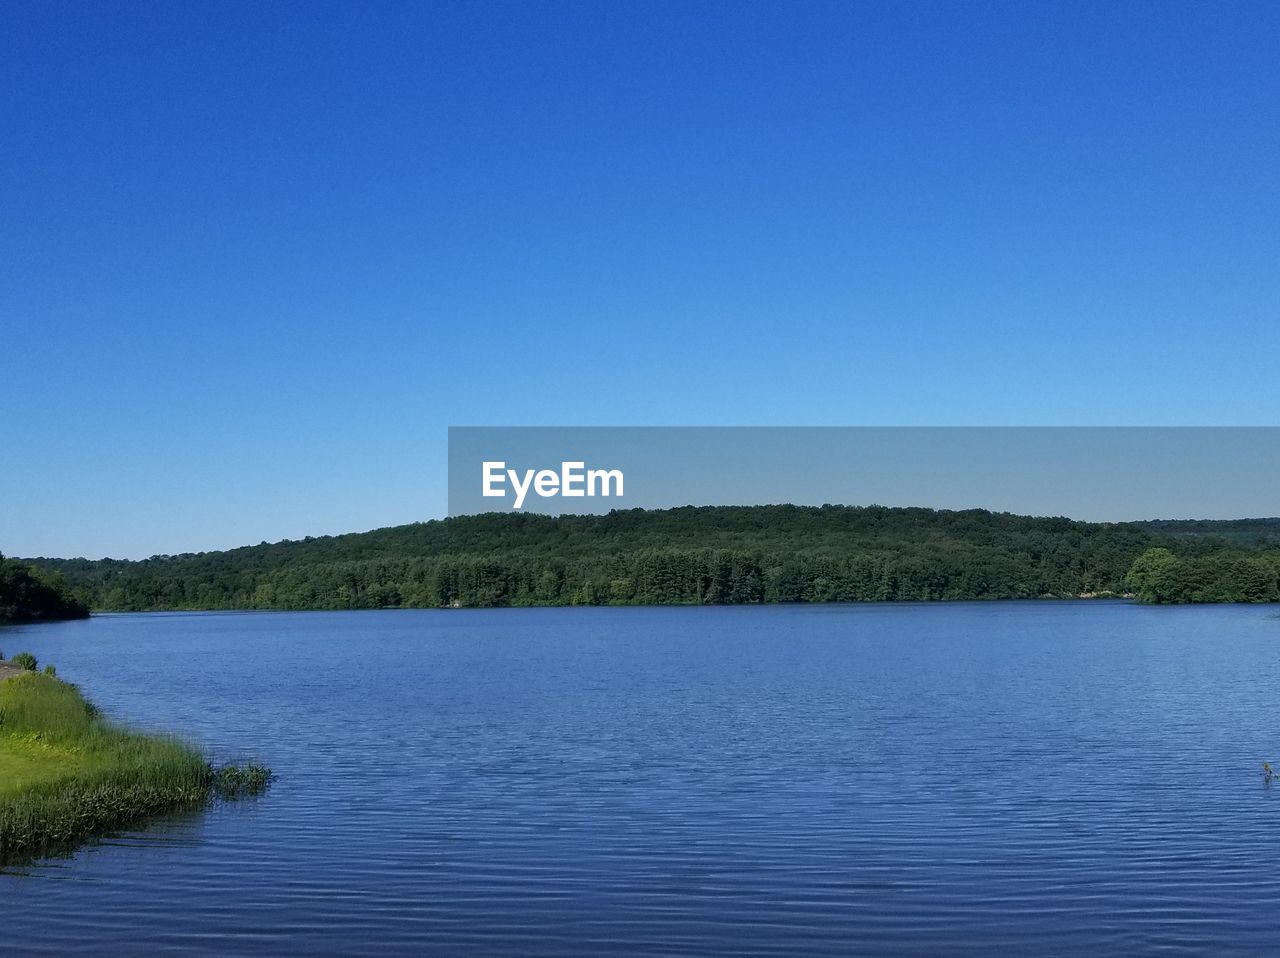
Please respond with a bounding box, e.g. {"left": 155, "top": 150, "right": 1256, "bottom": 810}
{"left": 19, "top": 503, "right": 1243, "bottom": 611}
{"left": 1131, "top": 518, "right": 1280, "bottom": 548}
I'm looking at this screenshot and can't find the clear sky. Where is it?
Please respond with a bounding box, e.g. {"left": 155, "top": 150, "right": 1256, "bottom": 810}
{"left": 3, "top": 1, "right": 1278, "bottom": 559}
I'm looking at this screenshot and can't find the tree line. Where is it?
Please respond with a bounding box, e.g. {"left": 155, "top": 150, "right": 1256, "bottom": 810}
{"left": 19, "top": 504, "right": 1278, "bottom": 611}
{"left": 1126, "top": 548, "right": 1280, "bottom": 603}
{"left": 0, "top": 554, "right": 90, "bottom": 624}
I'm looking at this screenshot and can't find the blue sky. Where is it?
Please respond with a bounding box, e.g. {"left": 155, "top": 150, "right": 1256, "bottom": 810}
{"left": 3, "top": 1, "right": 1278, "bottom": 559}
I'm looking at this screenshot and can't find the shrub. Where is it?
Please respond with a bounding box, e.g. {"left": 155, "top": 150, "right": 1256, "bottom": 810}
{"left": 42, "top": 665, "right": 56, "bottom": 678}
{"left": 10, "top": 652, "right": 37, "bottom": 672}
{"left": 212, "top": 763, "right": 274, "bottom": 798}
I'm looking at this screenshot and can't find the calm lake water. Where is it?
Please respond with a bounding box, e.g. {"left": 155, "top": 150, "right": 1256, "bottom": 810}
{"left": 3, "top": 603, "right": 1280, "bottom": 955}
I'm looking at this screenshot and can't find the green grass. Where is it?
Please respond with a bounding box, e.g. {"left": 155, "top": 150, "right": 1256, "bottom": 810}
{"left": 0, "top": 736, "right": 82, "bottom": 795}
{"left": 0, "top": 672, "right": 270, "bottom": 865}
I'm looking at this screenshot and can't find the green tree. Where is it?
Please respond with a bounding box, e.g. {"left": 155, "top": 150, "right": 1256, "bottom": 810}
{"left": 1125, "top": 548, "right": 1183, "bottom": 603}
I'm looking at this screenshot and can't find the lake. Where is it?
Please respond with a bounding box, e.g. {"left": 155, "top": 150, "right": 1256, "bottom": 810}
{"left": 2, "top": 603, "right": 1279, "bottom": 955}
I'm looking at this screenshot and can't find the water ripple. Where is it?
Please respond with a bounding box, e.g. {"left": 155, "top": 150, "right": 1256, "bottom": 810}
{"left": 3, "top": 603, "right": 1280, "bottom": 955}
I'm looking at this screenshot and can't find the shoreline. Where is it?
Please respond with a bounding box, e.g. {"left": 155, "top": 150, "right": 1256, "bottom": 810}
{"left": 87, "top": 594, "right": 1276, "bottom": 616}
{"left": 0, "top": 666, "right": 270, "bottom": 868}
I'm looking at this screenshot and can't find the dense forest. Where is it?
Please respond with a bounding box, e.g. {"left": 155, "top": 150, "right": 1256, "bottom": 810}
{"left": 19, "top": 506, "right": 1280, "bottom": 611}
{"left": 0, "top": 554, "right": 90, "bottom": 624}
{"left": 1125, "top": 547, "right": 1280, "bottom": 604}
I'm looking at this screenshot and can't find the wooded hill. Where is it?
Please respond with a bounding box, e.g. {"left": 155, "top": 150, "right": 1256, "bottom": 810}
{"left": 22, "top": 506, "right": 1280, "bottom": 610}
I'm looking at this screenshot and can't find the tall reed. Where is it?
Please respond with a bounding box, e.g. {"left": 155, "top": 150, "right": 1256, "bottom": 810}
{"left": 0, "top": 673, "right": 269, "bottom": 866}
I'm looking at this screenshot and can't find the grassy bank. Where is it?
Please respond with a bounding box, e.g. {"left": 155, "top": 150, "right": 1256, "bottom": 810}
{"left": 0, "top": 664, "right": 268, "bottom": 866}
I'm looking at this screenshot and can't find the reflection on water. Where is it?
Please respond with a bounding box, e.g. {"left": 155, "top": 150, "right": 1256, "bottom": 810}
{"left": 3, "top": 603, "right": 1280, "bottom": 955}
